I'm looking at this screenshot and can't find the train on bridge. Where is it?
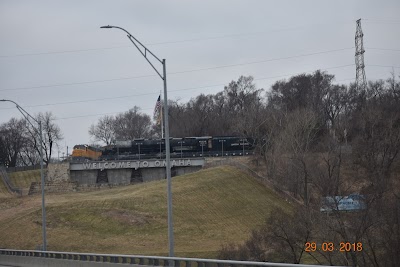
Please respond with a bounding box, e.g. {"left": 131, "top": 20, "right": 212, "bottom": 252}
{"left": 72, "top": 136, "right": 255, "bottom": 161}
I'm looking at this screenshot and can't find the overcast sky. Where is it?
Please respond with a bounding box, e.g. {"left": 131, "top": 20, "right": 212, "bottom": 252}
{"left": 1, "top": 0, "right": 399, "bottom": 157}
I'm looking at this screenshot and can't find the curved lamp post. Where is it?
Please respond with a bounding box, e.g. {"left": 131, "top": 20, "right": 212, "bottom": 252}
{"left": 100, "top": 25, "right": 174, "bottom": 257}
{"left": 0, "top": 99, "right": 47, "bottom": 251}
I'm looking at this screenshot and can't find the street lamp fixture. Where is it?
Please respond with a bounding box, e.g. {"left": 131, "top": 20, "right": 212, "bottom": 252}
{"left": 100, "top": 25, "right": 174, "bottom": 257}
{"left": 0, "top": 99, "right": 47, "bottom": 251}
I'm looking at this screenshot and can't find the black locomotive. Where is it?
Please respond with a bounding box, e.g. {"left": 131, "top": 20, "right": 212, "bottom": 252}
{"left": 101, "top": 136, "right": 255, "bottom": 160}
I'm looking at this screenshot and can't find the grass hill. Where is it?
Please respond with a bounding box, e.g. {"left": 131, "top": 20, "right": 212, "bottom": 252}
{"left": 0, "top": 169, "right": 41, "bottom": 198}
{"left": 0, "top": 166, "right": 292, "bottom": 258}
{"left": 8, "top": 169, "right": 41, "bottom": 189}
{"left": 0, "top": 179, "right": 11, "bottom": 198}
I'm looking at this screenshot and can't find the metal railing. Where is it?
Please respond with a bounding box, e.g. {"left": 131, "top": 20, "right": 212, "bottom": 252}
{"left": 0, "top": 249, "right": 344, "bottom": 267}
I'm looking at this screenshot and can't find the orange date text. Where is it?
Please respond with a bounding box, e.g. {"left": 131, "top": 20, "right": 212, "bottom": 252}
{"left": 304, "top": 242, "right": 363, "bottom": 252}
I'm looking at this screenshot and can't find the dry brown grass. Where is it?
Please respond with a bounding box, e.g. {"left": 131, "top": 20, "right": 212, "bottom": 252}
{"left": 0, "top": 166, "right": 292, "bottom": 257}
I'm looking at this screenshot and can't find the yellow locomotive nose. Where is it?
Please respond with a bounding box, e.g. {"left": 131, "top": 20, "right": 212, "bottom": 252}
{"left": 72, "top": 145, "right": 102, "bottom": 161}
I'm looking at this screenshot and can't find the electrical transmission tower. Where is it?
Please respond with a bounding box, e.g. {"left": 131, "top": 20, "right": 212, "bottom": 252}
{"left": 355, "top": 18, "right": 367, "bottom": 91}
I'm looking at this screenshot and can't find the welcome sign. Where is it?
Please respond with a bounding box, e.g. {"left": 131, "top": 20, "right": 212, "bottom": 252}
{"left": 70, "top": 159, "right": 204, "bottom": 171}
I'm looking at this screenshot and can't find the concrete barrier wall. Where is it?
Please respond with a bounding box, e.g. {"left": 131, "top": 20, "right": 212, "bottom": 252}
{"left": 107, "top": 169, "right": 131, "bottom": 184}
{"left": 47, "top": 163, "right": 70, "bottom": 182}
{"left": 70, "top": 170, "right": 98, "bottom": 184}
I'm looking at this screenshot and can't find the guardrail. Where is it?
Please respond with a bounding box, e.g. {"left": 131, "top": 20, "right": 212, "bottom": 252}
{"left": 0, "top": 249, "right": 344, "bottom": 267}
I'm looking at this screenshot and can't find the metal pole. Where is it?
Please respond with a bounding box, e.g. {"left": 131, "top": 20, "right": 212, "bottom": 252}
{"left": 99, "top": 27, "right": 174, "bottom": 258}
{"left": 163, "top": 59, "right": 174, "bottom": 258}
{"left": 138, "top": 144, "right": 141, "bottom": 160}
{"left": 242, "top": 139, "right": 245, "bottom": 156}
{"left": 39, "top": 121, "right": 47, "bottom": 251}
{"left": 160, "top": 90, "right": 164, "bottom": 139}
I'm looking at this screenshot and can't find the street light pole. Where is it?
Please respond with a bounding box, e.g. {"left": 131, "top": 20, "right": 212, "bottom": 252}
{"left": 100, "top": 25, "right": 174, "bottom": 257}
{"left": 0, "top": 99, "right": 47, "bottom": 251}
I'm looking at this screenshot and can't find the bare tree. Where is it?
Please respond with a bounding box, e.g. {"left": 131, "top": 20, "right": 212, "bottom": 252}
{"left": 25, "top": 112, "right": 63, "bottom": 166}
{"left": 89, "top": 115, "right": 115, "bottom": 145}
{"left": 0, "top": 118, "right": 27, "bottom": 167}
{"left": 114, "top": 106, "right": 152, "bottom": 140}
{"left": 280, "top": 109, "right": 319, "bottom": 205}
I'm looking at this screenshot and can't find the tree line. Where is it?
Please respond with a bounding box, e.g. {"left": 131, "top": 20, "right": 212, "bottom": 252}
{"left": 0, "top": 112, "right": 62, "bottom": 167}
{"left": 215, "top": 71, "right": 400, "bottom": 266}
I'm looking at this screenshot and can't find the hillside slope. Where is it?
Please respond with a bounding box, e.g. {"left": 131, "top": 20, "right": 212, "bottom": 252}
{"left": 0, "top": 166, "right": 292, "bottom": 257}
{"left": 8, "top": 169, "right": 41, "bottom": 189}
{"left": 0, "top": 169, "right": 41, "bottom": 198}
{"left": 0, "top": 178, "right": 11, "bottom": 198}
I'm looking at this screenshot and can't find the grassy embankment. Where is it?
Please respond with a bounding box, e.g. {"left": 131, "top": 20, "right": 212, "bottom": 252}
{"left": 0, "top": 169, "right": 41, "bottom": 198}
{"left": 0, "top": 166, "right": 292, "bottom": 258}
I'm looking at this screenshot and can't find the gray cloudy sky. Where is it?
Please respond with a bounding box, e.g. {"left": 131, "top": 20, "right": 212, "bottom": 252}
{"left": 1, "top": 0, "right": 399, "bottom": 157}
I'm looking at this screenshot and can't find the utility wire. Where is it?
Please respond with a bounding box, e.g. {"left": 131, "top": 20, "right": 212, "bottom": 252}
{"left": 368, "top": 64, "right": 400, "bottom": 69}
{"left": 366, "top": 47, "right": 400, "bottom": 52}
{"left": 0, "top": 45, "right": 130, "bottom": 58}
{"left": 47, "top": 65, "right": 399, "bottom": 121}
{"left": 363, "top": 18, "right": 400, "bottom": 24}
{"left": 0, "top": 47, "right": 354, "bottom": 92}
{"left": 0, "top": 22, "right": 354, "bottom": 58}
{"left": 7, "top": 63, "right": 397, "bottom": 113}
{"left": 169, "top": 48, "right": 354, "bottom": 75}
{"left": 55, "top": 108, "right": 152, "bottom": 120}
{"left": 6, "top": 63, "right": 355, "bottom": 113}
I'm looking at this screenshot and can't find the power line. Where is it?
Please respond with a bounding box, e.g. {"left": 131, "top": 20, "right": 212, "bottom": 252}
{"left": 0, "top": 45, "right": 131, "bottom": 58}
{"left": 368, "top": 64, "right": 400, "bottom": 69}
{"left": 363, "top": 18, "right": 400, "bottom": 24}
{"left": 0, "top": 22, "right": 354, "bottom": 58}
{"left": 0, "top": 74, "right": 157, "bottom": 92}
{"left": 54, "top": 107, "right": 152, "bottom": 120}
{"left": 170, "top": 48, "right": 354, "bottom": 75}
{"left": 5, "top": 64, "right": 354, "bottom": 119}
{"left": 0, "top": 47, "right": 354, "bottom": 92}
{"left": 2, "top": 63, "right": 355, "bottom": 112}
{"left": 366, "top": 47, "right": 400, "bottom": 52}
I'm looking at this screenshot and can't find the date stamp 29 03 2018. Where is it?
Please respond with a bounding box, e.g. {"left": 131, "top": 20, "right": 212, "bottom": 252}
{"left": 305, "top": 242, "right": 363, "bottom": 252}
